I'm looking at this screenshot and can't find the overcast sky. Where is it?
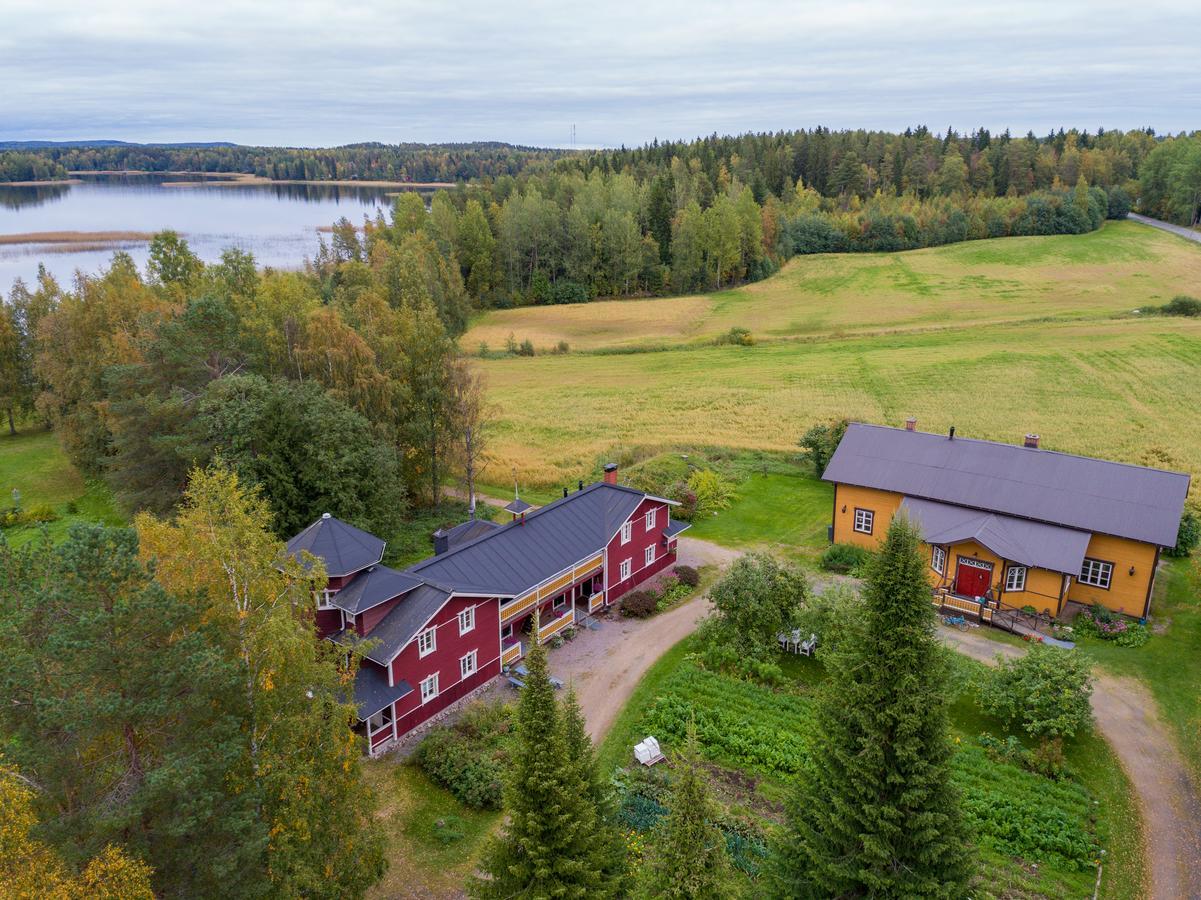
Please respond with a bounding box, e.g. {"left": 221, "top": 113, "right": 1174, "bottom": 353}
{"left": 1, "top": 0, "right": 1197, "bottom": 148}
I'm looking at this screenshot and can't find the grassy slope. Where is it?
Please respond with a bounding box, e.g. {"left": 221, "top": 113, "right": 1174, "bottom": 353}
{"left": 0, "top": 426, "right": 122, "bottom": 543}
{"left": 465, "top": 221, "right": 1201, "bottom": 352}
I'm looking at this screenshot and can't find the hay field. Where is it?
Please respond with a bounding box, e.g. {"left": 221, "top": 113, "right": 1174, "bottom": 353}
{"left": 476, "top": 311, "right": 1201, "bottom": 491}
{"left": 464, "top": 221, "right": 1201, "bottom": 352}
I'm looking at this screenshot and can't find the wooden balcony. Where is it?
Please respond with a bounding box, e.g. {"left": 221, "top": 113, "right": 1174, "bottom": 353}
{"left": 502, "top": 640, "right": 523, "bottom": 666}
{"left": 500, "top": 553, "right": 604, "bottom": 623}
{"left": 537, "top": 608, "right": 574, "bottom": 643}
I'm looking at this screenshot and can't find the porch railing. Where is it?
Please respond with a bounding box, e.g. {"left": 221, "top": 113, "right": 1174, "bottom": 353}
{"left": 500, "top": 553, "right": 603, "bottom": 623}
{"left": 501, "top": 640, "right": 523, "bottom": 666}
{"left": 537, "top": 608, "right": 574, "bottom": 643}
{"left": 588, "top": 591, "right": 605, "bottom": 612}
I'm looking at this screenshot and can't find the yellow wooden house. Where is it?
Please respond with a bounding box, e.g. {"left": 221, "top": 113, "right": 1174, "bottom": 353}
{"left": 823, "top": 421, "right": 1191, "bottom": 621}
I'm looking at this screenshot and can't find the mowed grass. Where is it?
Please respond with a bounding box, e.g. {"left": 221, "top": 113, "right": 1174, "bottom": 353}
{"left": 464, "top": 221, "right": 1201, "bottom": 352}
{"left": 477, "top": 314, "right": 1201, "bottom": 488}
{"left": 0, "top": 426, "right": 123, "bottom": 544}
{"left": 688, "top": 471, "right": 832, "bottom": 562}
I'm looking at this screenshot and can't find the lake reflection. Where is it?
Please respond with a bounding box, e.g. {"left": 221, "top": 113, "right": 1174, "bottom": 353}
{"left": 0, "top": 174, "right": 426, "bottom": 289}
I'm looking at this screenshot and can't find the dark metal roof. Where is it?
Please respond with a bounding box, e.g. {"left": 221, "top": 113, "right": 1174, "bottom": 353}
{"left": 435, "top": 518, "right": 502, "bottom": 550}
{"left": 900, "top": 497, "right": 1091, "bottom": 574}
{"left": 504, "top": 497, "right": 534, "bottom": 514}
{"left": 360, "top": 583, "right": 453, "bottom": 665}
{"left": 824, "top": 424, "right": 1190, "bottom": 547}
{"left": 407, "top": 483, "right": 646, "bottom": 595}
{"left": 286, "top": 513, "right": 385, "bottom": 577}
{"left": 332, "top": 565, "right": 424, "bottom": 615}
{"left": 353, "top": 662, "right": 413, "bottom": 720}
{"left": 664, "top": 520, "right": 692, "bottom": 539}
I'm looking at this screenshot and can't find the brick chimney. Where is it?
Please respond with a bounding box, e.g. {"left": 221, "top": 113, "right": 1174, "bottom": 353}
{"left": 905, "top": 417, "right": 917, "bottom": 432}
{"left": 1024, "top": 433, "right": 1040, "bottom": 449}
{"left": 603, "top": 463, "right": 619, "bottom": 485}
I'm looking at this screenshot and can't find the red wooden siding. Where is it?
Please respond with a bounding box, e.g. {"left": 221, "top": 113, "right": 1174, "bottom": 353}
{"left": 605, "top": 498, "right": 677, "bottom": 602}
{"left": 387, "top": 595, "right": 502, "bottom": 737}
{"left": 356, "top": 595, "right": 401, "bottom": 637}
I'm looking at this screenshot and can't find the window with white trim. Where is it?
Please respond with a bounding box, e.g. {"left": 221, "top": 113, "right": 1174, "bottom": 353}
{"left": 645, "top": 546, "right": 655, "bottom": 567}
{"left": 420, "top": 673, "right": 439, "bottom": 703}
{"left": 458, "top": 606, "right": 475, "bottom": 636}
{"left": 1005, "top": 565, "right": 1027, "bottom": 592}
{"left": 316, "top": 589, "right": 336, "bottom": 610}
{"left": 501, "top": 622, "right": 513, "bottom": 640}
{"left": 619, "top": 559, "right": 631, "bottom": 580}
{"left": 932, "top": 546, "right": 946, "bottom": 575}
{"left": 645, "top": 508, "right": 657, "bottom": 530}
{"left": 367, "top": 704, "right": 394, "bottom": 733}
{"left": 417, "top": 627, "right": 437, "bottom": 658}
{"left": 620, "top": 521, "right": 632, "bottom": 544}
{"left": 460, "top": 650, "right": 477, "bottom": 680}
{"left": 853, "top": 508, "right": 874, "bottom": 534}
{"left": 1079, "top": 558, "right": 1113, "bottom": 589}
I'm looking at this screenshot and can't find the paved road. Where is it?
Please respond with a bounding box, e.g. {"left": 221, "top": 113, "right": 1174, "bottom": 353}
{"left": 943, "top": 627, "right": 1201, "bottom": 900}
{"left": 1129, "top": 212, "right": 1201, "bottom": 244}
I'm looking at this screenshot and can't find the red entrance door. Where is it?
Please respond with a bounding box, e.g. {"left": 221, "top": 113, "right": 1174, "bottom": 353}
{"left": 954, "top": 560, "right": 991, "bottom": 598}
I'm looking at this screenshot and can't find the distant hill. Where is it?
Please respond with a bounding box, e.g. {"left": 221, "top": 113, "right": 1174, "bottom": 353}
{"left": 0, "top": 140, "right": 240, "bottom": 149}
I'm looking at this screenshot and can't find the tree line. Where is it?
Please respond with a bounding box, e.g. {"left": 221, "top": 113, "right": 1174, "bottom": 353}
{"left": 0, "top": 141, "right": 565, "bottom": 184}
{"left": 1, "top": 213, "right": 487, "bottom": 536}
{"left": 1137, "top": 133, "right": 1201, "bottom": 225}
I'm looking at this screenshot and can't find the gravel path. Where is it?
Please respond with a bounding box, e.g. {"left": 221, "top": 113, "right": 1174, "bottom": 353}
{"left": 1129, "top": 212, "right": 1201, "bottom": 244}
{"left": 942, "top": 627, "right": 1201, "bottom": 900}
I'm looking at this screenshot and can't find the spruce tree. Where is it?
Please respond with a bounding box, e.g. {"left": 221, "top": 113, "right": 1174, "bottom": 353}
{"left": 772, "top": 517, "right": 972, "bottom": 898}
{"left": 560, "top": 689, "right": 628, "bottom": 895}
{"left": 471, "top": 635, "right": 603, "bottom": 898}
{"left": 646, "top": 728, "right": 731, "bottom": 898}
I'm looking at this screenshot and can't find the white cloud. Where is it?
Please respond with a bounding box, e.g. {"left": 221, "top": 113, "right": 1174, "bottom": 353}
{"left": 0, "top": 0, "right": 1196, "bottom": 145}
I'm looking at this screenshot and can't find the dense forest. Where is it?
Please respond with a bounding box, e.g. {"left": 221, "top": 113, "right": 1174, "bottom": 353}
{"left": 0, "top": 140, "right": 565, "bottom": 183}
{"left": 314, "top": 128, "right": 1139, "bottom": 310}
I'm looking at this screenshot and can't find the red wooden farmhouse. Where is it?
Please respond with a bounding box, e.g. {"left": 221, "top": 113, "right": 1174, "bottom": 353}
{"left": 285, "top": 465, "right": 689, "bottom": 754}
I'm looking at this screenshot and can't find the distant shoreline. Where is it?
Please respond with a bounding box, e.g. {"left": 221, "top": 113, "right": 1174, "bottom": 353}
{"left": 42, "top": 170, "right": 453, "bottom": 189}
{"left": 0, "top": 230, "right": 156, "bottom": 247}
{"left": 2, "top": 178, "right": 83, "bottom": 187}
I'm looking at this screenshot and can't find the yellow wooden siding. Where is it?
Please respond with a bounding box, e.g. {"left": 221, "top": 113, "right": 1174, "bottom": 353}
{"left": 1066, "top": 533, "right": 1157, "bottom": 616}
{"left": 831, "top": 484, "right": 904, "bottom": 549}
{"left": 925, "top": 538, "right": 1065, "bottom": 615}
{"left": 588, "top": 591, "right": 605, "bottom": 612}
{"left": 537, "top": 610, "right": 573, "bottom": 642}
{"left": 500, "top": 554, "right": 603, "bottom": 623}
{"left": 501, "top": 642, "right": 523, "bottom": 666}
{"left": 500, "top": 591, "right": 537, "bottom": 622}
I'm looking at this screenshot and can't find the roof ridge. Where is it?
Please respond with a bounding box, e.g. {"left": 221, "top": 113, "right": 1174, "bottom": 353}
{"left": 407, "top": 481, "right": 644, "bottom": 573}
{"left": 850, "top": 422, "right": 1191, "bottom": 479}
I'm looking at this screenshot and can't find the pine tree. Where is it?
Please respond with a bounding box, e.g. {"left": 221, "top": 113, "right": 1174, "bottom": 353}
{"left": 645, "top": 728, "right": 731, "bottom": 898}
{"left": 772, "top": 517, "right": 972, "bottom": 898}
{"left": 471, "top": 636, "right": 604, "bottom": 898}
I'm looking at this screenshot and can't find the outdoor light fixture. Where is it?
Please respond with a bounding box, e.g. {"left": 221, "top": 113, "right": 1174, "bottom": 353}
{"left": 1129, "top": 566, "right": 1136, "bottom": 576}
{"left": 841, "top": 504, "right": 847, "bottom": 513}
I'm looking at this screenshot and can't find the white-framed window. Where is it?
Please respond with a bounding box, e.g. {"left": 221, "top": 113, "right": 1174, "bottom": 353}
{"left": 1005, "top": 565, "right": 1028, "bottom": 592}
{"left": 460, "top": 650, "right": 477, "bottom": 680}
{"left": 645, "top": 546, "right": 655, "bottom": 567}
{"left": 620, "top": 521, "right": 632, "bottom": 544}
{"left": 458, "top": 606, "right": 475, "bottom": 636}
{"left": 645, "top": 508, "right": 657, "bottom": 530}
{"left": 420, "top": 673, "right": 439, "bottom": 703}
{"left": 417, "top": 627, "right": 437, "bottom": 658}
{"left": 501, "top": 622, "right": 513, "bottom": 640}
{"left": 316, "top": 589, "right": 336, "bottom": 610}
{"left": 367, "top": 704, "right": 394, "bottom": 734}
{"left": 1079, "top": 558, "right": 1113, "bottom": 589}
{"left": 932, "top": 546, "right": 946, "bottom": 575}
{"left": 619, "top": 559, "right": 631, "bottom": 580}
{"left": 853, "top": 508, "right": 874, "bottom": 534}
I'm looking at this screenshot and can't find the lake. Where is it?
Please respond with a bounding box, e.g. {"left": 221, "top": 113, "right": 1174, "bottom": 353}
{"left": 0, "top": 174, "right": 423, "bottom": 290}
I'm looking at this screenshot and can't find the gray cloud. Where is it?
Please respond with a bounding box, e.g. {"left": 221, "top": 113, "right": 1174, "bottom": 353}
{"left": 1, "top": 0, "right": 1197, "bottom": 146}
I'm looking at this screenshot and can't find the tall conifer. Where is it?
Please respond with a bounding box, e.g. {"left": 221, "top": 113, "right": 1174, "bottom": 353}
{"left": 772, "top": 517, "right": 972, "bottom": 898}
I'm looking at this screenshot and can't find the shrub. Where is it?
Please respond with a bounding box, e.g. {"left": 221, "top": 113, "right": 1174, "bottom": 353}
{"left": 687, "top": 469, "right": 734, "bottom": 518}
{"left": 1165, "top": 508, "right": 1200, "bottom": 557}
{"left": 974, "top": 645, "right": 1093, "bottom": 743}
{"left": 518, "top": 338, "right": 536, "bottom": 356}
{"left": 620, "top": 590, "right": 658, "bottom": 618}
{"left": 704, "top": 553, "right": 810, "bottom": 660}
{"left": 715, "top": 326, "right": 755, "bottom": 346}
{"left": 554, "top": 340, "right": 570, "bottom": 354}
{"left": 674, "top": 565, "right": 699, "bottom": 588}
{"left": 668, "top": 482, "right": 698, "bottom": 521}
{"left": 1160, "top": 295, "right": 1201, "bottom": 317}
{"left": 1106, "top": 185, "right": 1132, "bottom": 219}
{"left": 820, "top": 542, "right": 870, "bottom": 574}
{"left": 797, "top": 418, "right": 849, "bottom": 476}
{"left": 413, "top": 703, "right": 512, "bottom": 809}
{"left": 1073, "top": 606, "right": 1151, "bottom": 647}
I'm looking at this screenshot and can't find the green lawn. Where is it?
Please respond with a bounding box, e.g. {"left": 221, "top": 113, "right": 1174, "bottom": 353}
{"left": 600, "top": 638, "right": 1145, "bottom": 899}
{"left": 362, "top": 761, "right": 500, "bottom": 899}
{"left": 0, "top": 426, "right": 123, "bottom": 544}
